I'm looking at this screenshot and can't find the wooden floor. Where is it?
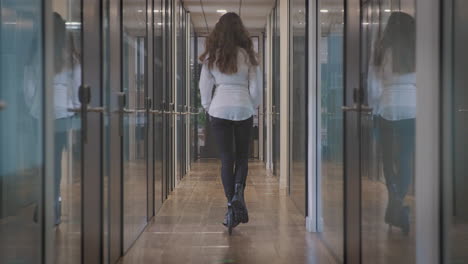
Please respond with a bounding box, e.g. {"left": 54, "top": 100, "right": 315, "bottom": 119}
{"left": 120, "top": 160, "right": 337, "bottom": 264}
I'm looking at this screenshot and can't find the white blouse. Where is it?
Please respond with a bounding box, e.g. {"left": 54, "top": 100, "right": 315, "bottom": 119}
{"left": 199, "top": 49, "right": 261, "bottom": 121}
{"left": 368, "top": 52, "right": 416, "bottom": 121}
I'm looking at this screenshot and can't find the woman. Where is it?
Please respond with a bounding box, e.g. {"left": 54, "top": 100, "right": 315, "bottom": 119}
{"left": 24, "top": 13, "right": 81, "bottom": 225}
{"left": 199, "top": 12, "right": 261, "bottom": 234}
{"left": 374, "top": 12, "right": 416, "bottom": 235}
{"left": 53, "top": 13, "right": 82, "bottom": 226}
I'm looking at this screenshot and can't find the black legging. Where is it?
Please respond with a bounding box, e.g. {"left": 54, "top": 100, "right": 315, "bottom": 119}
{"left": 211, "top": 116, "right": 253, "bottom": 200}
{"left": 379, "top": 117, "right": 415, "bottom": 202}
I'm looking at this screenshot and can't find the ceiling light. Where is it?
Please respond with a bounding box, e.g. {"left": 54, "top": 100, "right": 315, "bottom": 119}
{"left": 320, "top": 9, "right": 329, "bottom": 13}
{"left": 138, "top": 9, "right": 143, "bottom": 13}
{"left": 217, "top": 9, "right": 227, "bottom": 14}
{"left": 158, "top": 22, "right": 163, "bottom": 26}
{"left": 384, "top": 9, "right": 391, "bottom": 13}
{"left": 154, "top": 9, "right": 160, "bottom": 13}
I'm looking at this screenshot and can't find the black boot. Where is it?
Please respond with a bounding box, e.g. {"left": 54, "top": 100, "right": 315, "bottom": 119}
{"left": 399, "top": 206, "right": 410, "bottom": 236}
{"left": 231, "top": 183, "right": 249, "bottom": 224}
{"left": 222, "top": 204, "right": 240, "bottom": 228}
{"left": 223, "top": 202, "right": 237, "bottom": 235}
{"left": 385, "top": 184, "right": 400, "bottom": 226}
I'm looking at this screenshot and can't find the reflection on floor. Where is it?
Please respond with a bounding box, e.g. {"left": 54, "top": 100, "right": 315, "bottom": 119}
{"left": 320, "top": 162, "right": 344, "bottom": 262}
{"left": 120, "top": 160, "right": 336, "bottom": 264}
{"left": 0, "top": 170, "right": 41, "bottom": 264}
{"left": 55, "top": 148, "right": 81, "bottom": 264}
{"left": 361, "top": 178, "right": 415, "bottom": 264}
{"left": 123, "top": 159, "right": 148, "bottom": 251}
{"left": 290, "top": 162, "right": 307, "bottom": 216}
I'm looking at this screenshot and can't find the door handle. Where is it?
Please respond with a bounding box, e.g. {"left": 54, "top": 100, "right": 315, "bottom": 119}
{"left": 121, "top": 109, "right": 146, "bottom": 114}
{"left": 146, "top": 97, "right": 152, "bottom": 112}
{"left": 182, "top": 105, "right": 189, "bottom": 115}
{"left": 0, "top": 101, "right": 6, "bottom": 111}
{"left": 458, "top": 109, "right": 468, "bottom": 112}
{"left": 150, "top": 110, "right": 163, "bottom": 115}
{"left": 117, "top": 92, "right": 126, "bottom": 137}
{"left": 68, "top": 107, "right": 105, "bottom": 113}
{"left": 342, "top": 104, "right": 373, "bottom": 113}
{"left": 72, "top": 85, "right": 104, "bottom": 143}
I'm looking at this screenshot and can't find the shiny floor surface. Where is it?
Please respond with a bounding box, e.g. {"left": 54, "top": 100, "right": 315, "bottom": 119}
{"left": 120, "top": 160, "right": 337, "bottom": 264}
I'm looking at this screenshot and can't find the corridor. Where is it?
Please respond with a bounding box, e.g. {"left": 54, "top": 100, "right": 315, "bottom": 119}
{"left": 120, "top": 160, "right": 335, "bottom": 264}
{"left": 1, "top": 0, "right": 462, "bottom": 263}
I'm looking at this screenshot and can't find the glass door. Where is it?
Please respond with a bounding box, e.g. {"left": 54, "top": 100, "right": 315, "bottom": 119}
{"left": 357, "top": 0, "right": 417, "bottom": 263}
{"left": 317, "top": 0, "right": 345, "bottom": 262}
{"left": 104, "top": 0, "right": 124, "bottom": 262}
{"left": 2, "top": 1, "right": 106, "bottom": 263}
{"left": 272, "top": 2, "right": 281, "bottom": 176}
{"left": 0, "top": 2, "right": 44, "bottom": 263}
{"left": 122, "top": 0, "right": 149, "bottom": 252}
{"left": 442, "top": 0, "right": 468, "bottom": 263}
{"left": 153, "top": 0, "right": 165, "bottom": 214}
{"left": 289, "top": 0, "right": 308, "bottom": 215}
{"left": 189, "top": 24, "right": 198, "bottom": 162}
{"left": 176, "top": 3, "right": 185, "bottom": 181}
{"left": 50, "top": 0, "right": 97, "bottom": 262}
{"left": 162, "top": 0, "right": 174, "bottom": 199}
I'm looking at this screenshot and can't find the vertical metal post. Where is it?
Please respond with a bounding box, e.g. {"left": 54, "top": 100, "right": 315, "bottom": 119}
{"left": 82, "top": 0, "right": 103, "bottom": 262}
{"left": 344, "top": 0, "right": 361, "bottom": 263}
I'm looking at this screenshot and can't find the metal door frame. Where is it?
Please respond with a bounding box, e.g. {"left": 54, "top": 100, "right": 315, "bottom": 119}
{"left": 343, "top": 0, "right": 361, "bottom": 263}
{"left": 146, "top": 0, "right": 155, "bottom": 222}
{"left": 153, "top": 0, "right": 165, "bottom": 215}
{"left": 108, "top": 0, "right": 123, "bottom": 262}
{"left": 82, "top": 0, "right": 104, "bottom": 262}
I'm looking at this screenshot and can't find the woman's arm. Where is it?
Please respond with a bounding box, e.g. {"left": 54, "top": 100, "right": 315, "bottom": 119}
{"left": 199, "top": 63, "right": 215, "bottom": 111}
{"left": 249, "top": 65, "right": 262, "bottom": 109}
{"left": 72, "top": 64, "right": 82, "bottom": 108}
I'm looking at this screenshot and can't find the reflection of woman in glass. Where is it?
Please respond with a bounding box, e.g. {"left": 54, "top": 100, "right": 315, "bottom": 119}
{"left": 53, "top": 13, "right": 81, "bottom": 225}
{"left": 374, "top": 12, "right": 415, "bottom": 235}
{"left": 198, "top": 13, "right": 261, "bottom": 234}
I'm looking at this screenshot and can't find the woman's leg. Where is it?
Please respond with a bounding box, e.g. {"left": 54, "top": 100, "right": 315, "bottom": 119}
{"left": 395, "top": 118, "right": 415, "bottom": 201}
{"left": 233, "top": 117, "right": 253, "bottom": 185}
{"left": 379, "top": 117, "right": 399, "bottom": 224}
{"left": 230, "top": 117, "right": 253, "bottom": 224}
{"left": 211, "top": 117, "right": 235, "bottom": 200}
{"left": 54, "top": 127, "right": 67, "bottom": 225}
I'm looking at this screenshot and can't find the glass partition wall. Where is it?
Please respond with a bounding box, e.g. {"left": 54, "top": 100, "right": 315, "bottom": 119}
{"left": 189, "top": 23, "right": 198, "bottom": 162}
{"left": 317, "top": 0, "right": 345, "bottom": 262}
{"left": 0, "top": 1, "right": 44, "bottom": 263}
{"left": 51, "top": 1, "right": 84, "bottom": 262}
{"left": 290, "top": 0, "right": 308, "bottom": 215}
{"left": 314, "top": 0, "right": 418, "bottom": 263}
{"left": 271, "top": 1, "right": 281, "bottom": 176}
{"left": 176, "top": 2, "right": 188, "bottom": 181}
{"left": 266, "top": 2, "right": 281, "bottom": 176}
{"left": 442, "top": 0, "right": 468, "bottom": 263}
{"left": 359, "top": 1, "right": 417, "bottom": 263}
{"left": 122, "top": 0, "right": 149, "bottom": 252}
{"left": 1, "top": 0, "right": 106, "bottom": 262}
{"left": 154, "top": 0, "right": 165, "bottom": 215}
{"left": 0, "top": 0, "right": 191, "bottom": 262}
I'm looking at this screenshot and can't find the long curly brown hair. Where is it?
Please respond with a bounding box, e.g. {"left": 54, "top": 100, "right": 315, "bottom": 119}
{"left": 199, "top": 12, "right": 258, "bottom": 74}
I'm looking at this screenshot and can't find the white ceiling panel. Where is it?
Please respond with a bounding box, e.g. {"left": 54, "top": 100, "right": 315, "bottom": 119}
{"left": 184, "top": 0, "right": 275, "bottom": 35}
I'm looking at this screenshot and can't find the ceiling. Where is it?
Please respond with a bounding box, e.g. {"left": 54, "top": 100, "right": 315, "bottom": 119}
{"left": 183, "top": 0, "right": 276, "bottom": 35}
